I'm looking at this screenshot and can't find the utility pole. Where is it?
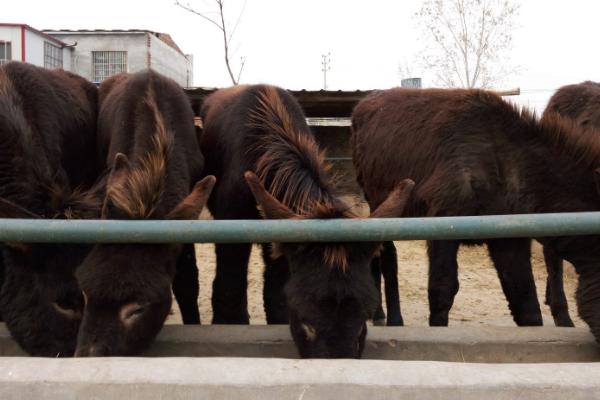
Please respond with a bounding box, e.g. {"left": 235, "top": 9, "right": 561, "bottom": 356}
{"left": 321, "top": 52, "right": 331, "bottom": 90}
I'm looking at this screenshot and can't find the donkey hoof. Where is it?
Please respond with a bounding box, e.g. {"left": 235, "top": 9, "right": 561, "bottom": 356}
{"left": 515, "top": 313, "right": 543, "bottom": 326}
{"left": 554, "top": 314, "right": 575, "bottom": 327}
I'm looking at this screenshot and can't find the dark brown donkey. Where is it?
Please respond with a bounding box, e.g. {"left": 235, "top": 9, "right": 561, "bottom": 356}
{"left": 352, "top": 87, "right": 600, "bottom": 332}
{"left": 0, "top": 62, "right": 100, "bottom": 356}
{"left": 200, "top": 84, "right": 413, "bottom": 358}
{"left": 534, "top": 81, "right": 600, "bottom": 327}
{"left": 74, "top": 70, "right": 215, "bottom": 357}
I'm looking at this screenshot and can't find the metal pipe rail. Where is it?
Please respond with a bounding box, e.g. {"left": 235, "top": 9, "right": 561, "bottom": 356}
{"left": 0, "top": 212, "right": 600, "bottom": 243}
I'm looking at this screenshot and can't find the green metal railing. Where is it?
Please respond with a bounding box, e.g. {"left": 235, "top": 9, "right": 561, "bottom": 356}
{"left": 0, "top": 212, "right": 599, "bottom": 243}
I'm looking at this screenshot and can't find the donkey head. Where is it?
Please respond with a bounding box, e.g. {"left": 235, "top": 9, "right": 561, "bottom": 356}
{"left": 0, "top": 185, "right": 102, "bottom": 356}
{"left": 75, "top": 153, "right": 215, "bottom": 357}
{"left": 245, "top": 171, "right": 414, "bottom": 358}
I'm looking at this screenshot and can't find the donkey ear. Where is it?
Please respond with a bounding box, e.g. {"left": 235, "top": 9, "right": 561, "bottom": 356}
{"left": 102, "top": 153, "right": 131, "bottom": 218}
{"left": 167, "top": 175, "right": 216, "bottom": 220}
{"left": 244, "top": 171, "right": 298, "bottom": 220}
{"left": 0, "top": 198, "right": 41, "bottom": 219}
{"left": 107, "top": 153, "right": 131, "bottom": 187}
{"left": 370, "top": 179, "right": 415, "bottom": 218}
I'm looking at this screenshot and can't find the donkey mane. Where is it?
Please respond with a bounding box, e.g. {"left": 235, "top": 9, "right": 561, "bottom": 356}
{"left": 106, "top": 84, "right": 173, "bottom": 218}
{"left": 246, "top": 85, "right": 356, "bottom": 270}
{"left": 534, "top": 111, "right": 600, "bottom": 171}
{"left": 478, "top": 90, "right": 600, "bottom": 172}
{"left": 0, "top": 69, "right": 61, "bottom": 213}
{"left": 247, "top": 85, "right": 350, "bottom": 217}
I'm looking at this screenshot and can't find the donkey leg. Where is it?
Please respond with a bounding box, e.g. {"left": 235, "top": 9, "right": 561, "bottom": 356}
{"left": 370, "top": 254, "right": 386, "bottom": 326}
{"left": 576, "top": 266, "right": 600, "bottom": 343}
{"left": 262, "top": 243, "right": 290, "bottom": 324}
{"left": 172, "top": 243, "right": 200, "bottom": 324}
{"left": 212, "top": 243, "right": 251, "bottom": 324}
{"left": 427, "top": 240, "right": 460, "bottom": 326}
{"left": 487, "top": 238, "right": 543, "bottom": 326}
{"left": 381, "top": 241, "right": 403, "bottom": 326}
{"left": 543, "top": 245, "right": 574, "bottom": 327}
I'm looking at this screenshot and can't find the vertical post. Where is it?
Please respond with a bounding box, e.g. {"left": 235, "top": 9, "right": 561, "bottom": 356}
{"left": 321, "top": 52, "right": 331, "bottom": 90}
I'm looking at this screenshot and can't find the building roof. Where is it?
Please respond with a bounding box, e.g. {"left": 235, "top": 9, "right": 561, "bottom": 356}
{"left": 185, "top": 87, "right": 372, "bottom": 118}
{"left": 0, "top": 23, "right": 67, "bottom": 46}
{"left": 185, "top": 87, "right": 521, "bottom": 118}
{"left": 43, "top": 29, "right": 185, "bottom": 55}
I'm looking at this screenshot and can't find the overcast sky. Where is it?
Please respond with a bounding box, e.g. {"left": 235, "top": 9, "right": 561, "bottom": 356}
{"left": 5, "top": 0, "right": 600, "bottom": 112}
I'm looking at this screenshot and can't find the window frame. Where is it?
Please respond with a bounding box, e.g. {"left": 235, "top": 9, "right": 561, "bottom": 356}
{"left": 91, "top": 51, "right": 128, "bottom": 83}
{"left": 0, "top": 41, "right": 12, "bottom": 65}
{"left": 44, "top": 41, "right": 63, "bottom": 69}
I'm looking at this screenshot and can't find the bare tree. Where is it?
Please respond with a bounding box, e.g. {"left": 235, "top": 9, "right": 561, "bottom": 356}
{"left": 416, "top": 0, "right": 520, "bottom": 88}
{"left": 398, "top": 56, "right": 415, "bottom": 81}
{"left": 175, "top": 0, "right": 247, "bottom": 85}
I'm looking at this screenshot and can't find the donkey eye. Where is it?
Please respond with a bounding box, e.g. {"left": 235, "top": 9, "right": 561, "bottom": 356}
{"left": 301, "top": 323, "right": 317, "bottom": 341}
{"left": 51, "top": 302, "right": 82, "bottom": 319}
{"left": 130, "top": 307, "right": 145, "bottom": 317}
{"left": 119, "top": 303, "right": 147, "bottom": 324}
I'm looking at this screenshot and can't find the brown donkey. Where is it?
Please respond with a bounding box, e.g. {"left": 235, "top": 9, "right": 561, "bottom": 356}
{"left": 352, "top": 87, "right": 600, "bottom": 335}
{"left": 0, "top": 62, "right": 100, "bottom": 356}
{"left": 74, "top": 70, "right": 214, "bottom": 357}
{"left": 200, "top": 84, "right": 413, "bottom": 358}
{"left": 535, "top": 81, "right": 600, "bottom": 327}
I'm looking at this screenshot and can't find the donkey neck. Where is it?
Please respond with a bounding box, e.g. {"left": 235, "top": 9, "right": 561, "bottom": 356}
{"left": 521, "top": 115, "right": 600, "bottom": 269}
{"left": 526, "top": 126, "right": 600, "bottom": 215}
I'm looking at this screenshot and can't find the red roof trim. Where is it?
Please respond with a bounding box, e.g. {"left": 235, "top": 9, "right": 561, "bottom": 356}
{"left": 20, "top": 26, "right": 25, "bottom": 61}
{"left": 0, "top": 23, "right": 68, "bottom": 47}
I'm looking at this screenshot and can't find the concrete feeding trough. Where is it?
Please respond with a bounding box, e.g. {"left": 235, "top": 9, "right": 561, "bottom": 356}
{"left": 1, "top": 324, "right": 600, "bottom": 399}
{"left": 1, "top": 214, "right": 600, "bottom": 398}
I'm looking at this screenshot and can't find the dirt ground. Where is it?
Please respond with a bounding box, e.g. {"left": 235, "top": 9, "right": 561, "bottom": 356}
{"left": 166, "top": 239, "right": 583, "bottom": 327}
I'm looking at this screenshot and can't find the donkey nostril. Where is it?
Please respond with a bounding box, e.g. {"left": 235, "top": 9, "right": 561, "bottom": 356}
{"left": 76, "top": 344, "right": 110, "bottom": 357}
{"left": 89, "top": 344, "right": 110, "bottom": 357}
{"left": 74, "top": 347, "right": 87, "bottom": 358}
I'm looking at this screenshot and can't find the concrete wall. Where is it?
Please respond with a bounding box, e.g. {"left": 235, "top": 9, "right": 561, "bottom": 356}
{"left": 47, "top": 32, "right": 192, "bottom": 86}
{"left": 25, "top": 30, "right": 72, "bottom": 70}
{"left": 0, "top": 26, "right": 22, "bottom": 61}
{"left": 48, "top": 33, "right": 147, "bottom": 82}
{"left": 0, "top": 325, "right": 599, "bottom": 399}
{"left": 1, "top": 324, "right": 599, "bottom": 362}
{"left": 148, "top": 34, "right": 193, "bottom": 87}
{"left": 3, "top": 358, "right": 600, "bottom": 400}
{"left": 62, "top": 47, "right": 72, "bottom": 71}
{"left": 0, "top": 27, "right": 72, "bottom": 69}
{"left": 24, "top": 29, "right": 44, "bottom": 67}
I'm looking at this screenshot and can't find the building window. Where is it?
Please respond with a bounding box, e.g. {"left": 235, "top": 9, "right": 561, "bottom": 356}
{"left": 44, "top": 42, "right": 63, "bottom": 69}
{"left": 0, "top": 42, "right": 11, "bottom": 65}
{"left": 92, "top": 51, "right": 127, "bottom": 83}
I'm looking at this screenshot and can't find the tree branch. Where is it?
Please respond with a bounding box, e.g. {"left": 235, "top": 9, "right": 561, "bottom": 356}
{"left": 176, "top": 0, "right": 246, "bottom": 85}
{"left": 236, "top": 56, "right": 246, "bottom": 83}
{"left": 228, "top": 0, "right": 247, "bottom": 43}
{"left": 174, "top": 1, "right": 223, "bottom": 31}
{"left": 415, "top": 0, "right": 519, "bottom": 88}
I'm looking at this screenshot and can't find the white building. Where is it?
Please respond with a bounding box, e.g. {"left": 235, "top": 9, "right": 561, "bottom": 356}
{"left": 0, "top": 25, "right": 194, "bottom": 87}
{"left": 0, "top": 23, "right": 72, "bottom": 69}
{"left": 43, "top": 29, "right": 194, "bottom": 86}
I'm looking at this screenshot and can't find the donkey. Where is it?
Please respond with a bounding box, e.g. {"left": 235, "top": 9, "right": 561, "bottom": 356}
{"left": 200, "top": 84, "right": 413, "bottom": 358}
{"left": 352, "top": 87, "right": 600, "bottom": 333}
{"left": 74, "top": 71, "right": 214, "bottom": 357}
{"left": 533, "top": 81, "right": 600, "bottom": 327}
{"left": 0, "top": 62, "right": 100, "bottom": 356}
